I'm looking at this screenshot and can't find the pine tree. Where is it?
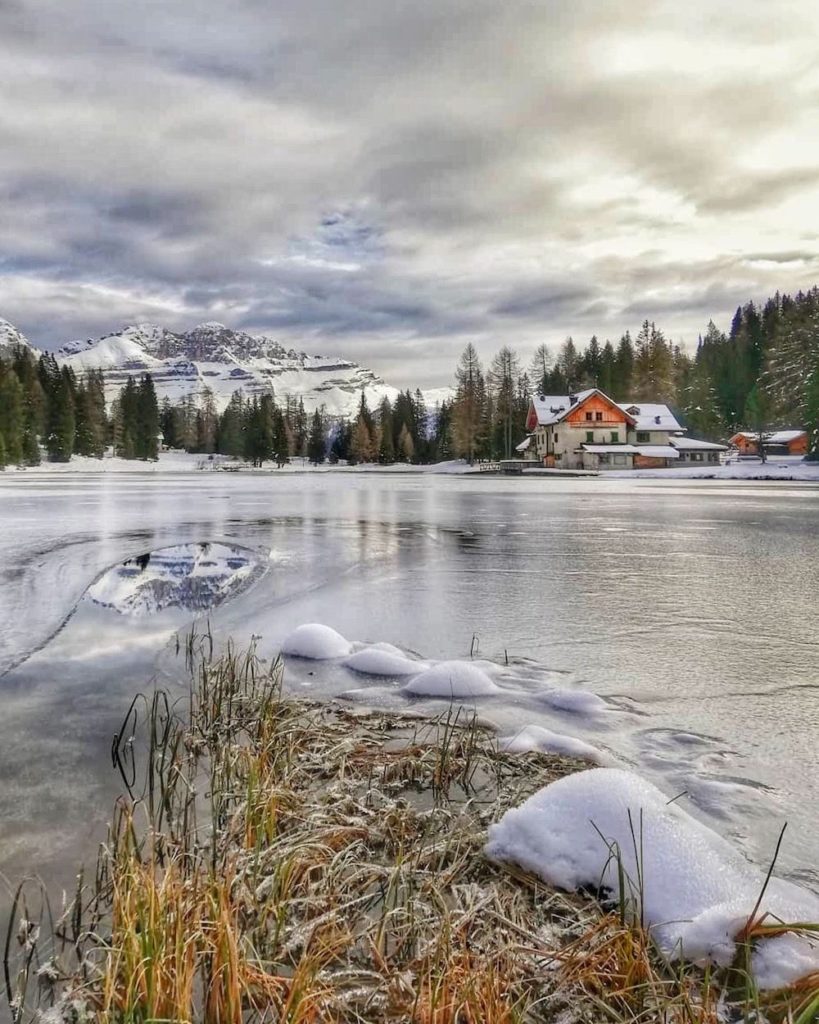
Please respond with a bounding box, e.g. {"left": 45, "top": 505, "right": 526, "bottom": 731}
{"left": 294, "top": 398, "right": 308, "bottom": 458}
{"left": 612, "top": 333, "right": 635, "bottom": 399}
{"left": 46, "top": 367, "right": 76, "bottom": 462}
{"left": 272, "top": 407, "right": 289, "bottom": 467}
{"left": 528, "top": 343, "right": 553, "bottom": 395}
{"left": 451, "top": 344, "right": 485, "bottom": 463}
{"left": 217, "top": 391, "right": 246, "bottom": 456}
{"left": 0, "top": 366, "right": 24, "bottom": 465}
{"left": 488, "top": 346, "right": 522, "bottom": 459}
{"left": 307, "top": 409, "right": 326, "bottom": 465}
{"left": 397, "top": 423, "right": 414, "bottom": 462}
{"left": 136, "top": 374, "right": 160, "bottom": 459}
{"left": 377, "top": 397, "right": 395, "bottom": 463}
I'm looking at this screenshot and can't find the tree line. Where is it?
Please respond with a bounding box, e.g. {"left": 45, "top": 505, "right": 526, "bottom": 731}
{"left": 1, "top": 283, "right": 817, "bottom": 467}
{"left": 448, "top": 288, "right": 819, "bottom": 461}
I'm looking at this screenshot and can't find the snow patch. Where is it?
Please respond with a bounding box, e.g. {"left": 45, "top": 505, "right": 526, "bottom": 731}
{"left": 500, "top": 725, "right": 605, "bottom": 763}
{"left": 401, "top": 660, "right": 500, "bottom": 698}
{"left": 539, "top": 688, "right": 610, "bottom": 713}
{"left": 344, "top": 648, "right": 422, "bottom": 676}
{"left": 281, "top": 623, "right": 352, "bottom": 660}
{"left": 486, "top": 768, "right": 819, "bottom": 989}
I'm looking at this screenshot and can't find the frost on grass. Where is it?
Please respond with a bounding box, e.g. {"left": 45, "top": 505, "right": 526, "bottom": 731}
{"left": 401, "top": 660, "right": 501, "bottom": 698}
{"left": 500, "top": 724, "right": 605, "bottom": 763}
{"left": 344, "top": 647, "right": 422, "bottom": 676}
{"left": 281, "top": 622, "right": 352, "bottom": 659}
{"left": 486, "top": 767, "right": 819, "bottom": 990}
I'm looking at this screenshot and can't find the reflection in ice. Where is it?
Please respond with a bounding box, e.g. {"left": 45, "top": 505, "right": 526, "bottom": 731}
{"left": 86, "top": 542, "right": 265, "bottom": 615}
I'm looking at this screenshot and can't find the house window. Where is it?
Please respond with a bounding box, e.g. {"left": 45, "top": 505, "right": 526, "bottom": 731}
{"left": 614, "top": 454, "right": 626, "bottom": 465}
{"left": 599, "top": 453, "right": 609, "bottom": 463}
{"left": 554, "top": 432, "right": 558, "bottom": 443}
{"left": 611, "top": 431, "right": 619, "bottom": 443}
{"left": 595, "top": 411, "right": 603, "bottom": 421}
{"left": 585, "top": 412, "right": 593, "bottom": 421}
{"left": 691, "top": 453, "right": 703, "bottom": 462}
{"left": 636, "top": 431, "right": 650, "bottom": 443}
{"left": 586, "top": 431, "right": 594, "bottom": 442}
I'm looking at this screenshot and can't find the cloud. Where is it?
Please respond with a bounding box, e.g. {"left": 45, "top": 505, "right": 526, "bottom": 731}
{"left": 1, "top": 0, "right": 819, "bottom": 384}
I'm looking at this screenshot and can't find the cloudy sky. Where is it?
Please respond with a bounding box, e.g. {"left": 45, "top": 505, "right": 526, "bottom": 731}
{"left": 2, "top": 0, "right": 819, "bottom": 385}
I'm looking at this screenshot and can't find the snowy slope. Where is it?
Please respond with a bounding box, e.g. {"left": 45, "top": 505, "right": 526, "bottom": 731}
{"left": 0, "top": 318, "right": 38, "bottom": 358}
{"left": 44, "top": 320, "right": 435, "bottom": 417}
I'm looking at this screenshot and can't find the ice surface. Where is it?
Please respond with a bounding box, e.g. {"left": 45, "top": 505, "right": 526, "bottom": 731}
{"left": 486, "top": 768, "right": 819, "bottom": 989}
{"left": 86, "top": 543, "right": 263, "bottom": 615}
{"left": 344, "top": 648, "right": 422, "bottom": 676}
{"left": 281, "top": 623, "right": 352, "bottom": 659}
{"left": 401, "top": 660, "right": 500, "bottom": 698}
{"left": 500, "top": 725, "right": 605, "bottom": 763}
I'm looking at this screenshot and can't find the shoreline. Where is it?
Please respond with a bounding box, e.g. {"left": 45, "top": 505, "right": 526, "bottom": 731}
{"left": 3, "top": 449, "right": 819, "bottom": 483}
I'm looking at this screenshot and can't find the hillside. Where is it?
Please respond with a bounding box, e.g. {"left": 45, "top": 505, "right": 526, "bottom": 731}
{"left": 54, "top": 321, "right": 405, "bottom": 416}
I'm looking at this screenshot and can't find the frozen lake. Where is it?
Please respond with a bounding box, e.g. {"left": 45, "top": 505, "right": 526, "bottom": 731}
{"left": 1, "top": 471, "right": 818, "bottom": 903}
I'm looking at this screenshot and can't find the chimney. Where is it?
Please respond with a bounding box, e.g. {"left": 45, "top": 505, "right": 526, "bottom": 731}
{"left": 654, "top": 414, "right": 661, "bottom": 424}
{"left": 569, "top": 394, "right": 578, "bottom": 405}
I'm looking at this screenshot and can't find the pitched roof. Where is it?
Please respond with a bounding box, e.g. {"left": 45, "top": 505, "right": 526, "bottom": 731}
{"left": 732, "top": 429, "right": 806, "bottom": 444}
{"left": 669, "top": 436, "right": 728, "bottom": 451}
{"left": 530, "top": 389, "right": 636, "bottom": 427}
{"left": 530, "top": 389, "right": 596, "bottom": 426}
{"left": 617, "top": 402, "right": 683, "bottom": 431}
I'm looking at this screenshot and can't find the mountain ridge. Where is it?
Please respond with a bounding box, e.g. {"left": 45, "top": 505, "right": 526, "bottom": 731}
{"left": 1, "top": 318, "right": 450, "bottom": 417}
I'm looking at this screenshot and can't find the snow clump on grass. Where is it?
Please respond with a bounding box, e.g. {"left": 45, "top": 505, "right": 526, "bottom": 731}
{"left": 486, "top": 767, "right": 819, "bottom": 990}
{"left": 401, "top": 660, "right": 500, "bottom": 698}
{"left": 281, "top": 623, "right": 352, "bottom": 659}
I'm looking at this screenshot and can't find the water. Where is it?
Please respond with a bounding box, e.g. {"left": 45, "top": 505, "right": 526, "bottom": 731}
{"left": 0, "top": 471, "right": 817, "bottom": 904}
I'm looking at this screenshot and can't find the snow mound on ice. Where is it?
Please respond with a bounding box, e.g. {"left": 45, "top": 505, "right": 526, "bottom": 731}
{"left": 281, "top": 623, "right": 352, "bottom": 660}
{"left": 86, "top": 543, "right": 263, "bottom": 615}
{"left": 486, "top": 768, "right": 819, "bottom": 990}
{"left": 345, "top": 648, "right": 421, "bottom": 676}
{"left": 539, "top": 688, "right": 609, "bottom": 713}
{"left": 500, "top": 725, "right": 604, "bottom": 763}
{"left": 401, "top": 661, "right": 500, "bottom": 698}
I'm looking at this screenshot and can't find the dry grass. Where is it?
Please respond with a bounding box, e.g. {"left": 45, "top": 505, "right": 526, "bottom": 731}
{"left": 4, "top": 636, "right": 819, "bottom": 1023}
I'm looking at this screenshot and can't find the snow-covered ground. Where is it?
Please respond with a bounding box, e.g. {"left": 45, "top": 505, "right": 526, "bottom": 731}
{"left": 607, "top": 455, "right": 819, "bottom": 480}
{"left": 7, "top": 451, "right": 480, "bottom": 474}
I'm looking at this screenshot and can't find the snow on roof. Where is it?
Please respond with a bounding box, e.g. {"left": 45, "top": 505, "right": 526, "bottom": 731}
{"left": 617, "top": 402, "right": 683, "bottom": 431}
{"left": 530, "top": 389, "right": 597, "bottom": 425}
{"left": 731, "top": 430, "right": 806, "bottom": 444}
{"left": 634, "top": 445, "right": 680, "bottom": 458}
{"left": 767, "top": 429, "right": 806, "bottom": 443}
{"left": 669, "top": 436, "right": 728, "bottom": 451}
{"left": 515, "top": 435, "right": 532, "bottom": 452}
{"left": 581, "top": 444, "right": 639, "bottom": 454}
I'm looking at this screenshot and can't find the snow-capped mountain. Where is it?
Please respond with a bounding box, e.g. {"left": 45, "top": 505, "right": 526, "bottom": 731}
{"left": 50, "top": 321, "right": 422, "bottom": 416}
{"left": 0, "top": 318, "right": 37, "bottom": 358}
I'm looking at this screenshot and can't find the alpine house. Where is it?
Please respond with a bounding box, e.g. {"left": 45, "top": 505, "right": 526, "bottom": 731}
{"left": 523, "top": 389, "right": 728, "bottom": 470}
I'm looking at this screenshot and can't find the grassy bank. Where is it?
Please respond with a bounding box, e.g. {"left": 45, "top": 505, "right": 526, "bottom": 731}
{"left": 5, "top": 639, "right": 818, "bottom": 1022}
